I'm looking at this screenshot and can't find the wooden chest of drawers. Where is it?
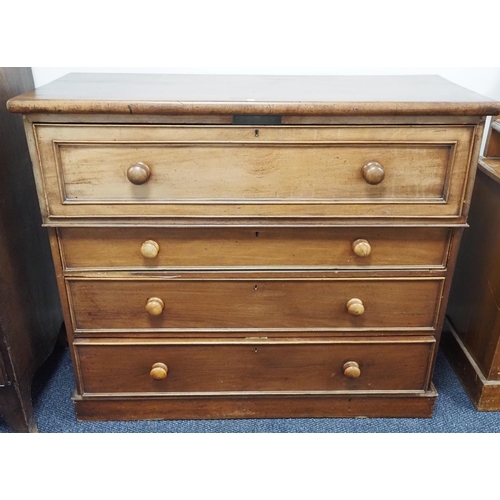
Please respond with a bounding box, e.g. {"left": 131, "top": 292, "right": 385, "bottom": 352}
{"left": 8, "top": 74, "right": 500, "bottom": 420}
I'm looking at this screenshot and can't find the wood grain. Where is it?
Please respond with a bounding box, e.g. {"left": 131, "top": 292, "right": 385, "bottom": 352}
{"left": 58, "top": 226, "right": 452, "bottom": 270}
{"left": 8, "top": 73, "right": 492, "bottom": 420}
{"left": 25, "top": 113, "right": 485, "bottom": 126}
{"left": 7, "top": 74, "right": 500, "bottom": 116}
{"left": 447, "top": 168, "right": 500, "bottom": 380}
{"left": 443, "top": 113, "right": 500, "bottom": 410}
{"left": 75, "top": 338, "right": 434, "bottom": 394}
{"left": 73, "top": 390, "right": 438, "bottom": 420}
{"left": 67, "top": 277, "right": 443, "bottom": 331}
{"left": 32, "top": 124, "right": 474, "bottom": 220}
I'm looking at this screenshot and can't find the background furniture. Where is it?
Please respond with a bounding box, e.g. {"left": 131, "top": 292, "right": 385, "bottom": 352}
{"left": 8, "top": 74, "right": 500, "bottom": 420}
{"left": 0, "top": 67, "right": 63, "bottom": 432}
{"left": 444, "top": 114, "right": 500, "bottom": 410}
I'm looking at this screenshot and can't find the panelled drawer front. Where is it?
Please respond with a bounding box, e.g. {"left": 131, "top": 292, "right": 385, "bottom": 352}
{"left": 35, "top": 124, "right": 474, "bottom": 218}
{"left": 76, "top": 339, "right": 435, "bottom": 394}
{"left": 59, "top": 226, "right": 451, "bottom": 270}
{"left": 68, "top": 278, "right": 443, "bottom": 332}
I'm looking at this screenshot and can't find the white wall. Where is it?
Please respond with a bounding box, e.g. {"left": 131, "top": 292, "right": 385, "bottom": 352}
{"left": 5, "top": 0, "right": 497, "bottom": 100}
{"left": 32, "top": 67, "right": 500, "bottom": 101}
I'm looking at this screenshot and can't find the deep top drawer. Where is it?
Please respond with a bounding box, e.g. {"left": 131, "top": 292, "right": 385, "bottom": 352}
{"left": 34, "top": 124, "right": 475, "bottom": 219}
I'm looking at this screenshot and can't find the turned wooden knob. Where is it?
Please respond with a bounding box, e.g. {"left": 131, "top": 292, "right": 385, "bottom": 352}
{"left": 145, "top": 297, "right": 164, "bottom": 316}
{"left": 362, "top": 161, "right": 385, "bottom": 185}
{"left": 150, "top": 362, "right": 168, "bottom": 380}
{"left": 352, "top": 238, "right": 371, "bottom": 257}
{"left": 343, "top": 361, "right": 361, "bottom": 378}
{"left": 127, "top": 162, "right": 151, "bottom": 185}
{"left": 346, "top": 298, "right": 365, "bottom": 316}
{"left": 141, "top": 240, "right": 160, "bottom": 259}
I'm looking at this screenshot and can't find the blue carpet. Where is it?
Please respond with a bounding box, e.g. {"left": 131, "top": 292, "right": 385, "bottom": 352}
{"left": 1, "top": 345, "right": 499, "bottom": 432}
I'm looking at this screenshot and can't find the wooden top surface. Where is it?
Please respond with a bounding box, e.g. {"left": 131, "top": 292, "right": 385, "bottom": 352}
{"left": 7, "top": 73, "right": 500, "bottom": 116}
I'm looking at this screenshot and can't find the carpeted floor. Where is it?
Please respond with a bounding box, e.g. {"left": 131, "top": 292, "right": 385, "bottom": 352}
{"left": 1, "top": 345, "right": 499, "bottom": 432}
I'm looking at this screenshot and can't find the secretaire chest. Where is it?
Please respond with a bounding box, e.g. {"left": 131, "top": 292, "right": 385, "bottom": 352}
{"left": 8, "top": 74, "right": 500, "bottom": 420}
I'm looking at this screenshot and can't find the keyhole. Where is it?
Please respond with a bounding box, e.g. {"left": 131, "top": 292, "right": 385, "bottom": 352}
{"left": 254, "top": 285, "right": 259, "bottom": 291}
{"left": 255, "top": 129, "right": 259, "bottom": 137}
{"left": 255, "top": 231, "right": 259, "bottom": 237}
{"left": 254, "top": 348, "right": 258, "bottom": 353}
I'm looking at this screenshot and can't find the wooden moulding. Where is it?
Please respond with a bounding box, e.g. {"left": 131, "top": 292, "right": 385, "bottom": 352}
{"left": 72, "top": 387, "right": 438, "bottom": 420}
{"left": 64, "top": 276, "right": 446, "bottom": 333}
{"left": 56, "top": 226, "right": 453, "bottom": 272}
{"left": 73, "top": 336, "right": 436, "bottom": 394}
{"left": 43, "top": 218, "right": 471, "bottom": 228}
{"left": 441, "top": 320, "right": 500, "bottom": 411}
{"left": 23, "top": 113, "right": 484, "bottom": 126}
{"left": 29, "top": 122, "right": 477, "bottom": 220}
{"left": 6, "top": 74, "right": 500, "bottom": 117}
{"left": 10, "top": 99, "right": 499, "bottom": 117}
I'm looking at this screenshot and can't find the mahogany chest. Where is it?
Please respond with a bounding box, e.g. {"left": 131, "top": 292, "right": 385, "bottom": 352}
{"left": 8, "top": 74, "right": 500, "bottom": 420}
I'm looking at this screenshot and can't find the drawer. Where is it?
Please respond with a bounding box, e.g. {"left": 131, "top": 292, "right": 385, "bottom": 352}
{"left": 67, "top": 277, "right": 444, "bottom": 332}
{"left": 34, "top": 124, "right": 474, "bottom": 219}
{"left": 75, "top": 338, "right": 435, "bottom": 394}
{"left": 59, "top": 226, "right": 451, "bottom": 270}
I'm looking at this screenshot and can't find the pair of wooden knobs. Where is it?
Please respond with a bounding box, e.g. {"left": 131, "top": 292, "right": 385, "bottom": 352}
{"left": 127, "top": 161, "right": 385, "bottom": 186}
{"left": 140, "top": 239, "right": 372, "bottom": 259}
{"left": 149, "top": 361, "right": 361, "bottom": 380}
{"left": 144, "top": 297, "right": 364, "bottom": 317}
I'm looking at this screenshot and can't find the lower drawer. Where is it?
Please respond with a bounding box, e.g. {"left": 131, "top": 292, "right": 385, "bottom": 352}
{"left": 75, "top": 338, "right": 435, "bottom": 394}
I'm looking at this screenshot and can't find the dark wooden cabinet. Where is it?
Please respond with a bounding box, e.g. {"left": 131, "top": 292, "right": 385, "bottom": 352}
{"left": 0, "top": 67, "right": 63, "bottom": 432}
{"left": 444, "top": 114, "right": 500, "bottom": 410}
